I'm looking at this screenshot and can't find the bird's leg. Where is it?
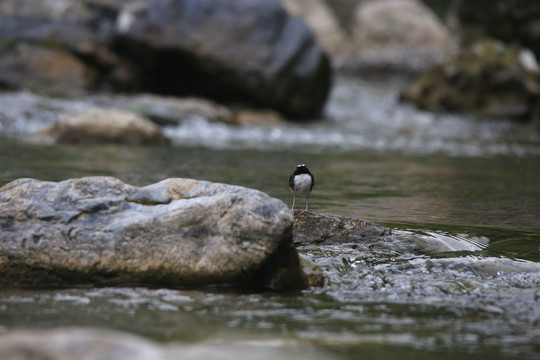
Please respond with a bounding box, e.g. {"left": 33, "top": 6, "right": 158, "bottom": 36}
{"left": 301, "top": 194, "right": 309, "bottom": 214}
{"left": 291, "top": 193, "right": 296, "bottom": 213}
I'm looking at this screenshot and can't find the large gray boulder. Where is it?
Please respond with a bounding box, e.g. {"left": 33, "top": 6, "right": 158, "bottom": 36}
{"left": 113, "top": 0, "right": 332, "bottom": 119}
{"left": 0, "top": 176, "right": 309, "bottom": 290}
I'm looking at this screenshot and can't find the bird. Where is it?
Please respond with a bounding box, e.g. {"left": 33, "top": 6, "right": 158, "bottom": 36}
{"left": 289, "top": 164, "right": 314, "bottom": 213}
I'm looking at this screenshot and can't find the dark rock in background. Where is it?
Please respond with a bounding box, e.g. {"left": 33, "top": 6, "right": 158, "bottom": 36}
{"left": 0, "top": 15, "right": 134, "bottom": 94}
{"left": 0, "top": 0, "right": 332, "bottom": 120}
{"left": 113, "top": 0, "right": 331, "bottom": 120}
{"left": 2, "top": 0, "right": 539, "bottom": 123}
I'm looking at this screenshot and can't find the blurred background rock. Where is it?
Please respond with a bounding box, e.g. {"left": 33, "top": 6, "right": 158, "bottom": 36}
{"left": 1, "top": 0, "right": 537, "bottom": 123}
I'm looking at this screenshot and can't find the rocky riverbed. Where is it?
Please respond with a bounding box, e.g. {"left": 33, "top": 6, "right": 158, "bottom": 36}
{"left": 2, "top": 174, "right": 539, "bottom": 291}
{"left": 1, "top": 1, "right": 540, "bottom": 359}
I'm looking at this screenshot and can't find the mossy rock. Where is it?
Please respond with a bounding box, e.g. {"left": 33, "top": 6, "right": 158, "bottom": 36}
{"left": 400, "top": 39, "right": 540, "bottom": 121}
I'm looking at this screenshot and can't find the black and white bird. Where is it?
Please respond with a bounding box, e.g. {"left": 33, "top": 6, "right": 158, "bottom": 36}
{"left": 289, "top": 164, "right": 314, "bottom": 213}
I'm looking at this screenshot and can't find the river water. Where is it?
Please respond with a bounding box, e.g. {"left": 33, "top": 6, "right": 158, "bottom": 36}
{"left": 1, "top": 77, "right": 539, "bottom": 359}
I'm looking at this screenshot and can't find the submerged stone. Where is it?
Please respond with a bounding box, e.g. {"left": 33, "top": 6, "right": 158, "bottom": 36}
{"left": 293, "top": 212, "right": 393, "bottom": 246}
{"left": 0, "top": 176, "right": 310, "bottom": 290}
{"left": 293, "top": 212, "right": 489, "bottom": 255}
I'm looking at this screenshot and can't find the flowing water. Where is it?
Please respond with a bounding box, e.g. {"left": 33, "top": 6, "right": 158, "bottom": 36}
{"left": 1, "top": 77, "right": 540, "bottom": 359}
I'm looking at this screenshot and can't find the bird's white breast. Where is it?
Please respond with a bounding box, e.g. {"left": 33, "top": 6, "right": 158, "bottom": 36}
{"left": 293, "top": 174, "right": 312, "bottom": 196}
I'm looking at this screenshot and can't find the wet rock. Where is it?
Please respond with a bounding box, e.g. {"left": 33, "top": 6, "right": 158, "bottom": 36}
{"left": 113, "top": 0, "right": 332, "bottom": 120}
{"left": 0, "top": 176, "right": 310, "bottom": 290}
{"left": 27, "top": 107, "right": 168, "bottom": 145}
{"left": 299, "top": 256, "right": 325, "bottom": 287}
{"left": 425, "top": 256, "right": 540, "bottom": 277}
{"left": 0, "top": 328, "right": 329, "bottom": 360}
{"left": 400, "top": 40, "right": 540, "bottom": 121}
{"left": 292, "top": 212, "right": 487, "bottom": 254}
{"left": 293, "top": 212, "right": 421, "bottom": 255}
{"left": 339, "top": 0, "right": 452, "bottom": 77}
{"left": 293, "top": 212, "right": 393, "bottom": 247}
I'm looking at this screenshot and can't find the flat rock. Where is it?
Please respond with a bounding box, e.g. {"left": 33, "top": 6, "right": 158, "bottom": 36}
{"left": 0, "top": 176, "right": 309, "bottom": 290}
{"left": 293, "top": 212, "right": 488, "bottom": 255}
{"left": 293, "top": 212, "right": 392, "bottom": 247}
{"left": 28, "top": 107, "right": 169, "bottom": 145}
{"left": 293, "top": 212, "right": 406, "bottom": 253}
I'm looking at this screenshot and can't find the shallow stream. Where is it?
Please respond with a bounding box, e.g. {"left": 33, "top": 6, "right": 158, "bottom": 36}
{"left": 1, "top": 78, "right": 539, "bottom": 359}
